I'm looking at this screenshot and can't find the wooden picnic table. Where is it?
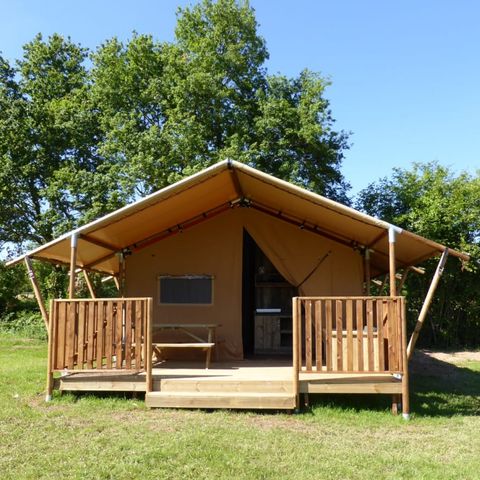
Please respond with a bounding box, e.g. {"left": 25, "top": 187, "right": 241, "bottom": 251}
{"left": 152, "top": 323, "right": 219, "bottom": 369}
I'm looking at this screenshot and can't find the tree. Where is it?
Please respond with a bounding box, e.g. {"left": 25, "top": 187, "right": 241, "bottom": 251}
{"left": 1, "top": 0, "right": 350, "bottom": 309}
{"left": 357, "top": 162, "right": 480, "bottom": 347}
{"left": 90, "top": 0, "right": 350, "bottom": 199}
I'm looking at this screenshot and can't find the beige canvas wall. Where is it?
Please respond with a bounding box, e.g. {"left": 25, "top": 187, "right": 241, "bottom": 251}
{"left": 125, "top": 207, "right": 363, "bottom": 360}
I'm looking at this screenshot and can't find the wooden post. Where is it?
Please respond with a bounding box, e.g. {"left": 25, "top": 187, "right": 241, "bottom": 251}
{"left": 83, "top": 270, "right": 96, "bottom": 298}
{"left": 292, "top": 297, "right": 300, "bottom": 411}
{"left": 401, "top": 297, "right": 410, "bottom": 420}
{"left": 388, "top": 227, "right": 397, "bottom": 297}
{"left": 68, "top": 233, "right": 78, "bottom": 299}
{"left": 407, "top": 249, "right": 449, "bottom": 360}
{"left": 145, "top": 297, "right": 153, "bottom": 394}
{"left": 24, "top": 257, "right": 49, "bottom": 328}
{"left": 364, "top": 248, "right": 371, "bottom": 295}
{"left": 46, "top": 300, "right": 55, "bottom": 401}
{"left": 388, "top": 227, "right": 399, "bottom": 414}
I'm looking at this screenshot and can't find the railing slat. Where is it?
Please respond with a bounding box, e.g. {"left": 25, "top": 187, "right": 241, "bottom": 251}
{"left": 336, "top": 300, "right": 343, "bottom": 371}
{"left": 305, "top": 300, "right": 313, "bottom": 371}
{"left": 105, "top": 301, "right": 113, "bottom": 369}
{"left": 356, "top": 299, "right": 364, "bottom": 372}
{"left": 96, "top": 301, "right": 105, "bottom": 369}
{"left": 125, "top": 300, "right": 133, "bottom": 369}
{"left": 346, "top": 299, "right": 354, "bottom": 371}
{"left": 135, "top": 300, "right": 143, "bottom": 369}
{"left": 115, "top": 301, "right": 124, "bottom": 369}
{"left": 315, "top": 300, "right": 322, "bottom": 371}
{"left": 377, "top": 300, "right": 385, "bottom": 371}
{"left": 387, "top": 299, "right": 395, "bottom": 371}
{"left": 77, "top": 302, "right": 86, "bottom": 369}
{"left": 366, "top": 299, "right": 374, "bottom": 371}
{"left": 325, "top": 300, "right": 332, "bottom": 371}
{"left": 86, "top": 302, "right": 95, "bottom": 369}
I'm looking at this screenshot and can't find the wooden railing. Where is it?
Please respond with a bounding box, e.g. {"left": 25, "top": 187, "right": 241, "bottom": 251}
{"left": 47, "top": 298, "right": 152, "bottom": 384}
{"left": 293, "top": 296, "right": 406, "bottom": 376}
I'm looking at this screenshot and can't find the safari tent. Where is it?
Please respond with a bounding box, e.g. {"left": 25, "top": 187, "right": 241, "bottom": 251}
{"left": 7, "top": 160, "right": 469, "bottom": 415}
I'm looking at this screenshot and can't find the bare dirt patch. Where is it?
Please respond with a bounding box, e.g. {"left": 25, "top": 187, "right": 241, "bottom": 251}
{"left": 410, "top": 349, "right": 480, "bottom": 376}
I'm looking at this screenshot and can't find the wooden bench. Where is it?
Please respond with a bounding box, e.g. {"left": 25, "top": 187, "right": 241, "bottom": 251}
{"left": 152, "top": 343, "right": 215, "bottom": 369}
{"left": 152, "top": 323, "right": 218, "bottom": 369}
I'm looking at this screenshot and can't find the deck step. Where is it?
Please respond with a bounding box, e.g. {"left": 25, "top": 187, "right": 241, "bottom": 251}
{"left": 156, "top": 379, "right": 293, "bottom": 394}
{"left": 146, "top": 391, "right": 296, "bottom": 410}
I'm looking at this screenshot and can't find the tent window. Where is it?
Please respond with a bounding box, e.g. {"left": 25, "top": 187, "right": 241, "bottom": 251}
{"left": 159, "top": 275, "right": 213, "bottom": 305}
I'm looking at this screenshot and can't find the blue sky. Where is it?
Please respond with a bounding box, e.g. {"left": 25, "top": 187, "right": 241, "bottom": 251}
{"left": 1, "top": 0, "right": 479, "bottom": 195}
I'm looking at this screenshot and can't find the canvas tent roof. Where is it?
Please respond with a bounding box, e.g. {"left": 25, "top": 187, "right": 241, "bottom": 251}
{"left": 7, "top": 160, "right": 469, "bottom": 276}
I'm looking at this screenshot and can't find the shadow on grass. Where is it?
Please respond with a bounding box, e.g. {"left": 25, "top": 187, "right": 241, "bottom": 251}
{"left": 306, "top": 351, "right": 480, "bottom": 418}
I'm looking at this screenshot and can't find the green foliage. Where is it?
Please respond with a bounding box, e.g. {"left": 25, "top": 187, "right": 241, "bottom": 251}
{"left": 0, "top": 0, "right": 350, "bottom": 314}
{"left": 357, "top": 162, "right": 480, "bottom": 347}
{"left": 0, "top": 311, "right": 46, "bottom": 339}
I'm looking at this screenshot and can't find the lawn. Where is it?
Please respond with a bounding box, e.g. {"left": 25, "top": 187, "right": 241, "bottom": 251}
{"left": 1, "top": 334, "right": 479, "bottom": 480}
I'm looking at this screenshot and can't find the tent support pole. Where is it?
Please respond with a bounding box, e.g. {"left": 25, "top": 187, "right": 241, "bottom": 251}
{"left": 407, "top": 249, "right": 449, "bottom": 360}
{"left": 388, "top": 227, "right": 397, "bottom": 297}
{"left": 388, "top": 227, "right": 399, "bottom": 413}
{"left": 68, "top": 233, "right": 78, "bottom": 299}
{"left": 83, "top": 270, "right": 96, "bottom": 298}
{"left": 24, "top": 256, "right": 49, "bottom": 329}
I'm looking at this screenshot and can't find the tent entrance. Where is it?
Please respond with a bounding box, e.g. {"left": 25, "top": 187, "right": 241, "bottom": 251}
{"left": 242, "top": 230, "right": 297, "bottom": 358}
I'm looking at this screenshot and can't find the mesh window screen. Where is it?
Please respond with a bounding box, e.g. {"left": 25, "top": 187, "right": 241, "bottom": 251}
{"left": 159, "top": 275, "right": 213, "bottom": 304}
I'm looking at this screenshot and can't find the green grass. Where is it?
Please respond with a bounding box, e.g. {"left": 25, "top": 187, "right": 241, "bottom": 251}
{"left": 1, "top": 334, "right": 479, "bottom": 479}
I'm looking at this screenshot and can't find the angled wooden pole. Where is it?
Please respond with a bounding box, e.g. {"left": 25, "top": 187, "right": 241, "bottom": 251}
{"left": 113, "top": 276, "right": 120, "bottom": 291}
{"left": 68, "top": 233, "right": 78, "bottom": 299}
{"left": 82, "top": 270, "right": 96, "bottom": 298}
{"left": 407, "top": 249, "right": 449, "bottom": 360}
{"left": 398, "top": 267, "right": 411, "bottom": 291}
{"left": 24, "top": 256, "right": 49, "bottom": 328}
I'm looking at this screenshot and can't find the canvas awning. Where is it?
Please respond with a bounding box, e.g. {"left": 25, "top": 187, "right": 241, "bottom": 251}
{"left": 7, "top": 160, "right": 469, "bottom": 276}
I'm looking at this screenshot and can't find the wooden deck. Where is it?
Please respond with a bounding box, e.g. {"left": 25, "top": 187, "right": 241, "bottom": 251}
{"left": 55, "top": 359, "right": 402, "bottom": 410}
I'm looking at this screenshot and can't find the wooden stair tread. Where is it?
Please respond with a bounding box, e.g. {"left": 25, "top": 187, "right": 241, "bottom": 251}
{"left": 146, "top": 391, "right": 296, "bottom": 409}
